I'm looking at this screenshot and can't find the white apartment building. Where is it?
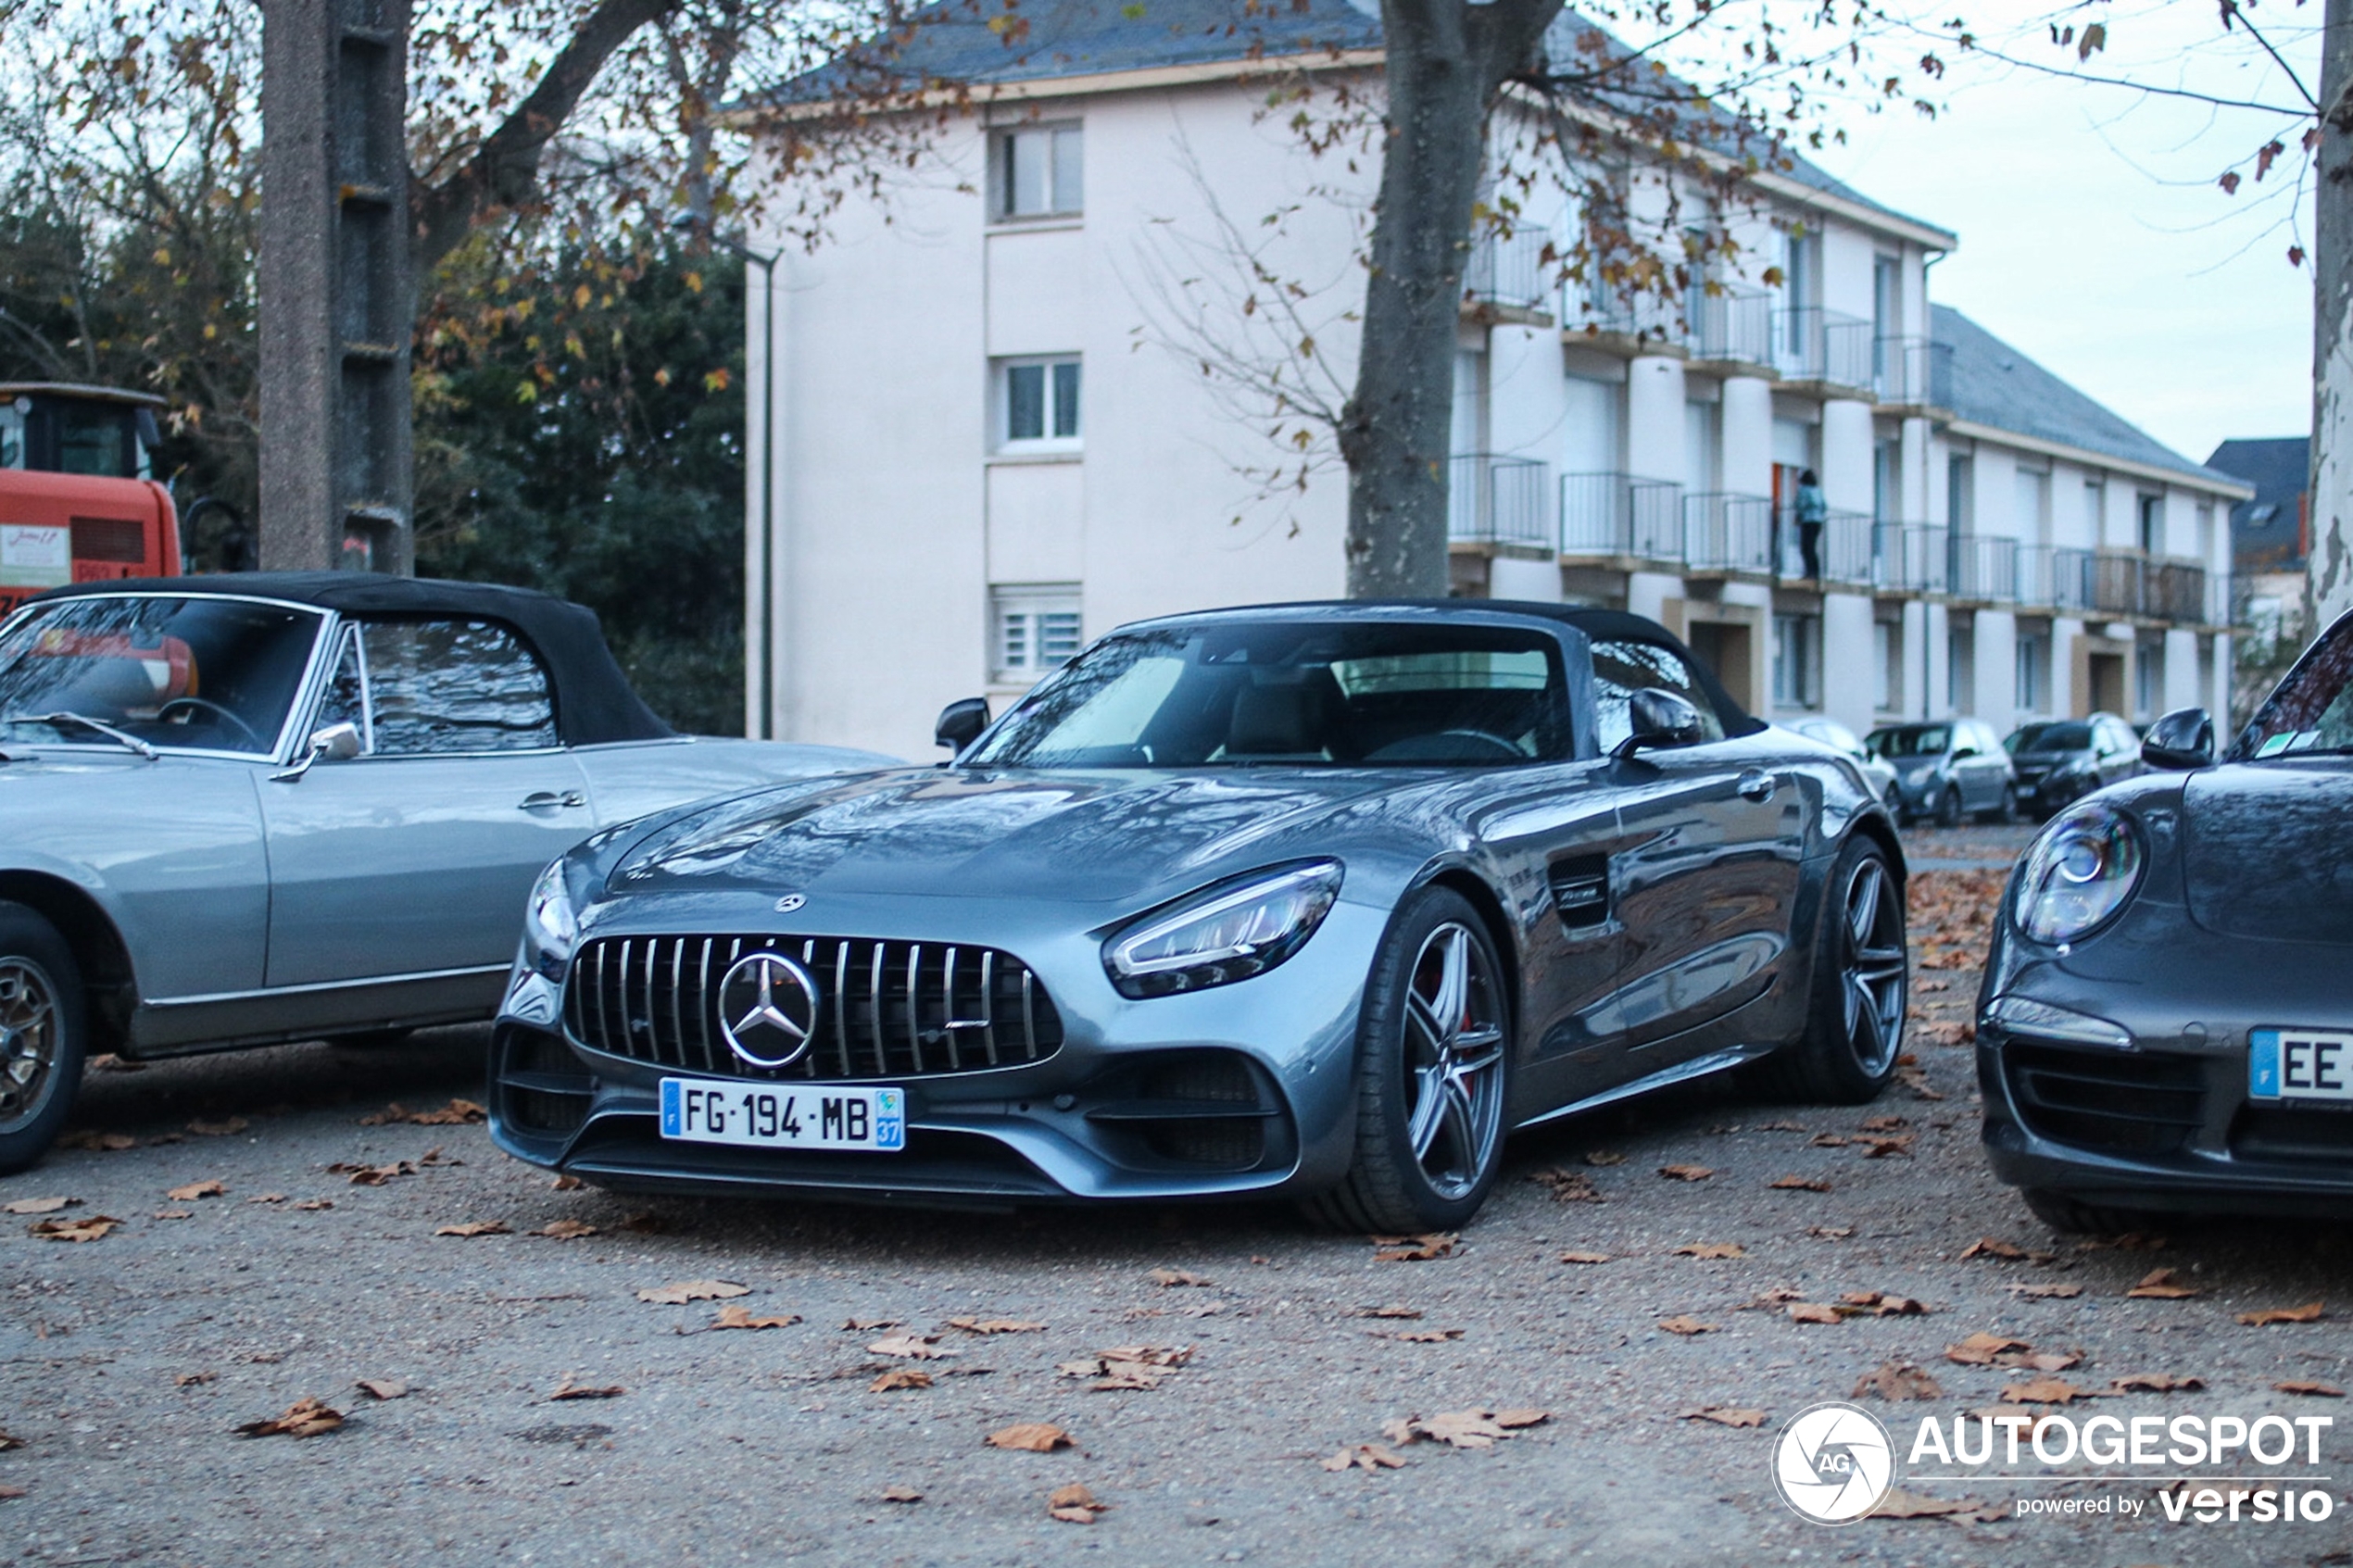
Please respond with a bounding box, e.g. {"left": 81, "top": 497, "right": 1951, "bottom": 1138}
{"left": 743, "top": 0, "right": 2247, "bottom": 757}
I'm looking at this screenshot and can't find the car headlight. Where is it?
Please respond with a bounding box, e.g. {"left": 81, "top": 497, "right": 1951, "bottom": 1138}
{"left": 522, "top": 859, "right": 581, "bottom": 981}
{"left": 2012, "top": 801, "right": 2145, "bottom": 945}
{"left": 1103, "top": 860, "right": 1343, "bottom": 999}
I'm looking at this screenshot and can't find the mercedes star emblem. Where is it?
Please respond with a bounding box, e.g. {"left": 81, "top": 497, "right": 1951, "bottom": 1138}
{"left": 774, "top": 893, "right": 807, "bottom": 914}
{"left": 716, "top": 950, "right": 822, "bottom": 1069}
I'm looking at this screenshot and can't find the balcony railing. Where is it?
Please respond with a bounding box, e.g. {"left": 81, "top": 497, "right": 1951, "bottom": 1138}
{"left": 1560, "top": 281, "right": 1677, "bottom": 346}
{"left": 1873, "top": 522, "right": 1948, "bottom": 594}
{"left": 1683, "top": 492, "right": 1775, "bottom": 573}
{"left": 1946, "top": 533, "right": 2019, "bottom": 603}
{"left": 1776, "top": 307, "right": 1873, "bottom": 389}
{"left": 1561, "top": 471, "right": 1685, "bottom": 561}
{"left": 1464, "top": 230, "right": 1553, "bottom": 315}
{"left": 1873, "top": 334, "right": 1952, "bottom": 408}
{"left": 1686, "top": 285, "right": 1773, "bottom": 368}
{"left": 1448, "top": 454, "right": 1554, "bottom": 548}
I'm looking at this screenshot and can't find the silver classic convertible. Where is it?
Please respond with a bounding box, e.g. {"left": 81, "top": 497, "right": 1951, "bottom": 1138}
{"left": 0, "top": 574, "right": 891, "bottom": 1172}
{"left": 490, "top": 601, "right": 1910, "bottom": 1231}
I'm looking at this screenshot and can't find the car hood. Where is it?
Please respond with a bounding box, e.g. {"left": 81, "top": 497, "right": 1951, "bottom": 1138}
{"left": 605, "top": 766, "right": 1410, "bottom": 909}
{"left": 2182, "top": 758, "right": 2353, "bottom": 945}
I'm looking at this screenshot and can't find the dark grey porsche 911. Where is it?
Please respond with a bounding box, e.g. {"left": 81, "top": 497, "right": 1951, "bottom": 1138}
{"left": 488, "top": 601, "right": 1907, "bottom": 1230}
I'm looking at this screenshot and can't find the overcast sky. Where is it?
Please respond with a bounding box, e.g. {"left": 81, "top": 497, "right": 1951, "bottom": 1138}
{"left": 1797, "top": 1, "right": 2322, "bottom": 468}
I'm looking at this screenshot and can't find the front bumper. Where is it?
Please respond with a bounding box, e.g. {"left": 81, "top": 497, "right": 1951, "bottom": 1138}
{"left": 485, "top": 893, "right": 1386, "bottom": 1207}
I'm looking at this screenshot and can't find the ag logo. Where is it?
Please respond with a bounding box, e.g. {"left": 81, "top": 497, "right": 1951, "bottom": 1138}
{"left": 716, "top": 951, "right": 821, "bottom": 1069}
{"left": 1770, "top": 1401, "right": 1894, "bottom": 1524}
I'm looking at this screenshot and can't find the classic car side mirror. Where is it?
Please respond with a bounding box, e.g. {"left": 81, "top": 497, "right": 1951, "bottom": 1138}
{"left": 271, "top": 721, "right": 362, "bottom": 783}
{"left": 1614, "top": 687, "right": 1704, "bottom": 759}
{"left": 1952, "top": 744, "right": 1979, "bottom": 759}
{"left": 934, "top": 697, "right": 990, "bottom": 757}
{"left": 2141, "top": 707, "right": 2214, "bottom": 771}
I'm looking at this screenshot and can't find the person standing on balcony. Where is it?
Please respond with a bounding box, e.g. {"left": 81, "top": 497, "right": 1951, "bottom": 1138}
{"left": 1794, "top": 469, "right": 1828, "bottom": 581}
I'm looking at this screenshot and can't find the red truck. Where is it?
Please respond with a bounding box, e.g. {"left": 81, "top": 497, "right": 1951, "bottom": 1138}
{"left": 0, "top": 383, "right": 182, "bottom": 621}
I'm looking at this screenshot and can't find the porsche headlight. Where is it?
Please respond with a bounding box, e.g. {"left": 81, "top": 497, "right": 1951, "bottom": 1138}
{"left": 522, "top": 858, "right": 581, "bottom": 981}
{"left": 2013, "top": 802, "right": 2145, "bottom": 945}
{"left": 1104, "top": 860, "right": 1343, "bottom": 999}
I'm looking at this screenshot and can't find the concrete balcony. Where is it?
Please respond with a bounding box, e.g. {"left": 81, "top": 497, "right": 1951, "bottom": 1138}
{"left": 1447, "top": 453, "right": 1554, "bottom": 551}
{"left": 1873, "top": 334, "right": 1953, "bottom": 414}
{"left": 1682, "top": 492, "right": 1775, "bottom": 576}
{"left": 1462, "top": 231, "right": 1555, "bottom": 327}
{"left": 1773, "top": 506, "right": 1876, "bottom": 586}
{"left": 1946, "top": 533, "right": 2020, "bottom": 605}
{"left": 1685, "top": 285, "right": 1774, "bottom": 374}
{"left": 1561, "top": 471, "right": 1685, "bottom": 564}
{"left": 1775, "top": 307, "right": 1874, "bottom": 394}
{"left": 1558, "top": 284, "right": 1681, "bottom": 357}
{"left": 1872, "top": 522, "right": 1949, "bottom": 595}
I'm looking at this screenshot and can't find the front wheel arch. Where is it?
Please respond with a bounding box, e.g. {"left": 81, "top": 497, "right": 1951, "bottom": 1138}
{"left": 0, "top": 872, "right": 136, "bottom": 1056}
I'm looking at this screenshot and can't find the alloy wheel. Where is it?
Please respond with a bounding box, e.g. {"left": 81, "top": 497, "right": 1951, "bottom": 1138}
{"left": 1835, "top": 859, "right": 1907, "bottom": 1077}
{"left": 0, "top": 960, "right": 61, "bottom": 1135}
{"left": 1398, "top": 922, "right": 1506, "bottom": 1201}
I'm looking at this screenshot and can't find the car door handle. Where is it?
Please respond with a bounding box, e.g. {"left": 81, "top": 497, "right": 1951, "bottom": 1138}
{"left": 519, "top": 790, "right": 586, "bottom": 811}
{"left": 1735, "top": 769, "right": 1777, "bottom": 803}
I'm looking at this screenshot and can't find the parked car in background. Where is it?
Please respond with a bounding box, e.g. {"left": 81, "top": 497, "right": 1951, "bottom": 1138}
{"left": 0, "top": 573, "right": 896, "bottom": 1173}
{"left": 1868, "top": 719, "right": 2016, "bottom": 825}
{"left": 2001, "top": 713, "right": 2143, "bottom": 819}
{"left": 490, "top": 601, "right": 1909, "bottom": 1233}
{"left": 1783, "top": 717, "right": 1900, "bottom": 810}
{"left": 1978, "top": 608, "right": 2353, "bottom": 1233}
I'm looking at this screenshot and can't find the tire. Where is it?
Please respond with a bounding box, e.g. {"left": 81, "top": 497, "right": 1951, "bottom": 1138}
{"left": 0, "top": 902, "right": 88, "bottom": 1176}
{"left": 1747, "top": 836, "right": 1906, "bottom": 1105}
{"left": 1303, "top": 887, "right": 1511, "bottom": 1235}
{"left": 1932, "top": 783, "right": 1963, "bottom": 828}
{"left": 1977, "top": 783, "right": 2017, "bottom": 825}
{"left": 2020, "top": 1187, "right": 2174, "bottom": 1238}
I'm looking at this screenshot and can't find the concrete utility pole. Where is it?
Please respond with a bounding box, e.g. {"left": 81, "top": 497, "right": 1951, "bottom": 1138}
{"left": 2313, "top": 0, "right": 2353, "bottom": 632}
{"left": 258, "top": 0, "right": 414, "bottom": 574}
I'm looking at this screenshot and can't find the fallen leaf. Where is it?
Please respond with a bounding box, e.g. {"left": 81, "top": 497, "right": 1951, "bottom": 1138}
{"left": 235, "top": 1396, "right": 343, "bottom": 1438}
{"left": 1682, "top": 1406, "right": 1768, "bottom": 1427}
{"left": 1787, "top": 1303, "right": 1843, "bottom": 1324}
{"left": 187, "top": 1117, "right": 248, "bottom": 1137}
{"left": 2109, "top": 1374, "right": 2203, "bottom": 1393}
{"left": 417, "top": 1146, "right": 461, "bottom": 1168}
{"left": 1529, "top": 1168, "right": 1604, "bottom": 1203}
{"left": 1058, "top": 1345, "right": 1190, "bottom": 1389}
{"left": 57, "top": 1131, "right": 135, "bottom": 1151}
{"left": 842, "top": 1317, "right": 901, "bottom": 1332}
{"left": 327, "top": 1160, "right": 415, "bottom": 1186}
{"left": 871, "top": 1334, "right": 957, "bottom": 1361}
{"left": 246, "top": 1193, "right": 287, "bottom": 1205}
{"left": 1808, "top": 1225, "right": 1856, "bottom": 1240}
{"left": 1841, "top": 1290, "right": 1929, "bottom": 1317}
{"left": 2, "top": 1196, "right": 78, "bottom": 1215}
{"left": 1391, "top": 1328, "right": 1464, "bottom": 1343}
{"left": 1944, "top": 1332, "right": 2032, "bottom": 1365}
{"left": 1959, "top": 1236, "right": 2028, "bottom": 1261}
{"left": 1047, "top": 1483, "right": 1109, "bottom": 1524}
{"left": 1148, "top": 1268, "right": 1211, "bottom": 1287}
{"left": 636, "top": 1279, "right": 751, "bottom": 1305}
{"left": 551, "top": 1174, "right": 585, "bottom": 1192}
{"left": 413, "top": 1099, "right": 487, "bottom": 1125}
{"left": 1359, "top": 1305, "right": 1423, "bottom": 1319}
{"left": 1658, "top": 1164, "right": 1715, "bottom": 1182}
{"left": 1894, "top": 1064, "right": 1945, "bottom": 1099}
{"left": 1322, "top": 1442, "right": 1408, "bottom": 1472}
{"left": 29, "top": 1214, "right": 120, "bottom": 1241}
{"left": 618, "top": 1212, "right": 666, "bottom": 1234}
{"left": 1854, "top": 1362, "right": 1943, "bottom": 1400}
{"left": 1371, "top": 1232, "right": 1457, "bottom": 1262}
{"left": 2017, "top": 1350, "right": 2082, "bottom": 1372}
{"left": 1871, "top": 1489, "right": 1981, "bottom": 1519}
{"left": 879, "top": 1483, "right": 924, "bottom": 1502}
{"left": 948, "top": 1317, "right": 1046, "bottom": 1335}
{"left": 1674, "top": 1242, "right": 1744, "bottom": 1260}
{"left": 0, "top": 1485, "right": 22, "bottom": 1499}
{"left": 869, "top": 1369, "right": 934, "bottom": 1392}
{"left": 152, "top": 1209, "right": 192, "bottom": 1221}
{"left": 2239, "top": 1301, "right": 2325, "bottom": 1326}
{"left": 1583, "top": 1149, "right": 1626, "bottom": 1166}
{"left": 1859, "top": 1135, "right": 1915, "bottom": 1159}
{"left": 1858, "top": 1114, "right": 1908, "bottom": 1132}
{"left": 1381, "top": 1408, "right": 1549, "bottom": 1449}
{"left": 1556, "top": 1250, "right": 1612, "bottom": 1264}
{"left": 293, "top": 1198, "right": 333, "bottom": 1211}
{"left": 1755, "top": 1120, "right": 1807, "bottom": 1132}
{"left": 2275, "top": 1379, "right": 2346, "bottom": 1397}
{"left": 987, "top": 1422, "right": 1072, "bottom": 1452}
{"left": 549, "top": 1382, "right": 625, "bottom": 1401}
{"left": 1769, "top": 1175, "right": 1832, "bottom": 1192}
{"left": 535, "top": 1219, "right": 598, "bottom": 1240}
{"left": 434, "top": 1221, "right": 510, "bottom": 1238}
{"left": 0, "top": 1433, "right": 23, "bottom": 1449}
{"left": 1658, "top": 1315, "right": 1716, "bottom": 1336}
{"left": 1741, "top": 1287, "right": 1807, "bottom": 1310}
{"left": 173, "top": 1372, "right": 214, "bottom": 1387}
{"left": 1808, "top": 1133, "right": 1851, "bottom": 1148}
{"left": 2007, "top": 1282, "right": 2082, "bottom": 1298}
{"left": 2127, "top": 1268, "right": 2200, "bottom": 1299}
{"left": 2000, "top": 1377, "right": 2085, "bottom": 1404}
{"left": 354, "top": 1378, "right": 409, "bottom": 1400}
{"left": 713, "top": 1304, "right": 800, "bottom": 1331}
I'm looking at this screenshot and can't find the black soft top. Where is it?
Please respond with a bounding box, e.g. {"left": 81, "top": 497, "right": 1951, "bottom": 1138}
{"left": 30, "top": 572, "right": 673, "bottom": 746}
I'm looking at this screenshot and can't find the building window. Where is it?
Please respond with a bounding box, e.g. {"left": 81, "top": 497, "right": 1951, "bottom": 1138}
{"left": 2084, "top": 478, "right": 2107, "bottom": 540}
{"left": 2012, "top": 466, "right": 2050, "bottom": 544}
{"left": 1873, "top": 620, "right": 1902, "bottom": 712}
{"left": 2015, "top": 633, "right": 2048, "bottom": 712}
{"left": 2135, "top": 638, "right": 2163, "bottom": 719}
{"left": 992, "top": 584, "right": 1082, "bottom": 683}
{"left": 2137, "top": 492, "right": 2163, "bottom": 555}
{"left": 993, "top": 124, "right": 1082, "bottom": 220}
{"left": 1945, "top": 454, "right": 1972, "bottom": 533}
{"left": 1771, "top": 612, "right": 1819, "bottom": 709}
{"left": 1946, "top": 626, "right": 1974, "bottom": 713}
{"left": 998, "top": 358, "right": 1081, "bottom": 448}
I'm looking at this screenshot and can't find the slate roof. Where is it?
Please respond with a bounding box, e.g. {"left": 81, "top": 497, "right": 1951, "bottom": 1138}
{"left": 1931, "top": 306, "right": 2245, "bottom": 491}
{"left": 2206, "top": 435, "right": 2309, "bottom": 569}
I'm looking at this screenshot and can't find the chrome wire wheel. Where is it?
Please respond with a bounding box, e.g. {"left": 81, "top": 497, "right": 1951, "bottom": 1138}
{"left": 1835, "top": 857, "right": 1907, "bottom": 1077}
{"left": 0, "top": 959, "right": 62, "bottom": 1135}
{"left": 1399, "top": 922, "right": 1507, "bottom": 1201}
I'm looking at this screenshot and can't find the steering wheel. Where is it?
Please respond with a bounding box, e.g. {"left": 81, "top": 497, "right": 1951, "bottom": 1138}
{"left": 156, "top": 696, "right": 266, "bottom": 750}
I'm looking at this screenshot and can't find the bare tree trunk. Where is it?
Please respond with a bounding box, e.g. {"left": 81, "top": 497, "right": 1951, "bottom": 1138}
{"left": 2313, "top": 0, "right": 2353, "bottom": 632}
{"left": 1340, "top": 0, "right": 1559, "bottom": 598}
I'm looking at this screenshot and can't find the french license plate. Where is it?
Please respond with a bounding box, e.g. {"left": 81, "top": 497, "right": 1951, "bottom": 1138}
{"left": 2248, "top": 1030, "right": 2353, "bottom": 1103}
{"left": 660, "top": 1079, "right": 906, "bottom": 1151}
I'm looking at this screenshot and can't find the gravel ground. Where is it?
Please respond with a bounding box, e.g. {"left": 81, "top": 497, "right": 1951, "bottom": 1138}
{"left": 5, "top": 823, "right": 2350, "bottom": 1567}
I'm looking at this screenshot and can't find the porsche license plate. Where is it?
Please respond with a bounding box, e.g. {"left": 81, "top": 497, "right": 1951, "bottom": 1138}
{"left": 659, "top": 1080, "right": 906, "bottom": 1151}
{"left": 2248, "top": 1030, "right": 2353, "bottom": 1104}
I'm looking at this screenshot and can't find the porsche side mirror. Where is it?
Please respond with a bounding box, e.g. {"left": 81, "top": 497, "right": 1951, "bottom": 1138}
{"left": 1614, "top": 687, "right": 1704, "bottom": 759}
{"left": 271, "top": 720, "right": 362, "bottom": 783}
{"left": 934, "top": 697, "right": 990, "bottom": 756}
{"left": 2141, "top": 707, "right": 2214, "bottom": 771}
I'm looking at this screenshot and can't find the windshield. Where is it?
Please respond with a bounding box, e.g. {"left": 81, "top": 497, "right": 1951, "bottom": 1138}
{"left": 1869, "top": 725, "right": 1948, "bottom": 759}
{"left": 2241, "top": 616, "right": 2353, "bottom": 759}
{"left": 2007, "top": 721, "right": 2088, "bottom": 754}
{"left": 965, "top": 621, "right": 1571, "bottom": 770}
{"left": 0, "top": 595, "right": 322, "bottom": 756}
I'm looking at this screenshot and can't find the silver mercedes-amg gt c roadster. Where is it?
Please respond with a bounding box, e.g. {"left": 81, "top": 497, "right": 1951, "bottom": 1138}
{"left": 489, "top": 601, "right": 1908, "bottom": 1230}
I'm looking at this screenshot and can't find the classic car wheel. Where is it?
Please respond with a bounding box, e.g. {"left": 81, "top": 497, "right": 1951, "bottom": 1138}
{"left": 1750, "top": 837, "right": 1905, "bottom": 1105}
{"left": 1933, "top": 784, "right": 1963, "bottom": 828}
{"left": 2020, "top": 1187, "right": 2176, "bottom": 1239}
{"left": 0, "top": 904, "right": 87, "bottom": 1176}
{"left": 1307, "top": 888, "right": 1510, "bottom": 1234}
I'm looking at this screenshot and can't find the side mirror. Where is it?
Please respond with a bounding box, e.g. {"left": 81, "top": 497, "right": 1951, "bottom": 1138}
{"left": 1951, "top": 744, "right": 1979, "bottom": 759}
{"left": 1614, "top": 687, "right": 1704, "bottom": 759}
{"left": 934, "top": 697, "right": 990, "bottom": 757}
{"left": 2141, "top": 707, "right": 2214, "bottom": 771}
{"left": 271, "top": 721, "right": 362, "bottom": 783}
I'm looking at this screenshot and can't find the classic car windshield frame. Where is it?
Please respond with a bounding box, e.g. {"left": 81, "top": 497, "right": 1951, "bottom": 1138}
{"left": 0, "top": 591, "right": 334, "bottom": 762}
